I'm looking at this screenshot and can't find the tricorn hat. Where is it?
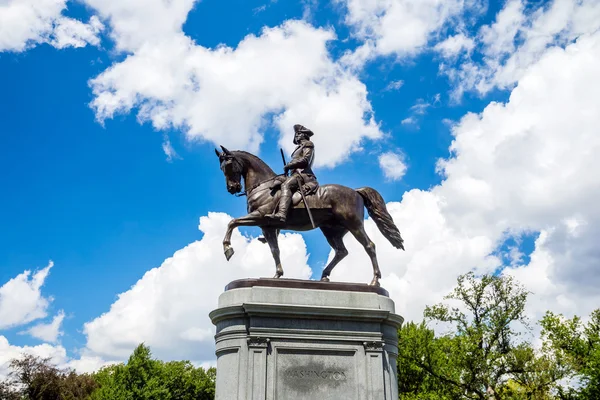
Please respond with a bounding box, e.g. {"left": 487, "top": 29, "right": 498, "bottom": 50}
{"left": 293, "top": 124, "right": 314, "bottom": 137}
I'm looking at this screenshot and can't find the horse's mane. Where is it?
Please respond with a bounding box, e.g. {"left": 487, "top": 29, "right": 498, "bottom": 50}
{"left": 232, "top": 150, "right": 277, "bottom": 177}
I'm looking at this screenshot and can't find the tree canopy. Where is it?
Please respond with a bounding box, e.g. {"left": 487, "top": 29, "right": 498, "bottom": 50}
{"left": 397, "top": 272, "right": 582, "bottom": 400}
{"left": 0, "top": 344, "right": 215, "bottom": 400}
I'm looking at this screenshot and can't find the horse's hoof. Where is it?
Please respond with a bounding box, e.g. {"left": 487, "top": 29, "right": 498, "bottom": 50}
{"left": 369, "top": 278, "right": 380, "bottom": 287}
{"left": 224, "top": 247, "right": 235, "bottom": 261}
{"left": 321, "top": 276, "right": 330, "bottom": 282}
{"left": 273, "top": 271, "right": 283, "bottom": 279}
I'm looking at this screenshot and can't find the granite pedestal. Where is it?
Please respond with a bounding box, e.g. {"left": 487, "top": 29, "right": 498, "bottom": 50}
{"left": 209, "top": 278, "right": 404, "bottom": 400}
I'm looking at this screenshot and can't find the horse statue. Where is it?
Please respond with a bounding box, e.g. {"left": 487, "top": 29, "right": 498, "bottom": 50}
{"left": 215, "top": 145, "right": 405, "bottom": 287}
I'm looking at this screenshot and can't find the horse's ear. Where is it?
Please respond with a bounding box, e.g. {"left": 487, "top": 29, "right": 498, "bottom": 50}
{"left": 215, "top": 148, "right": 221, "bottom": 157}
{"left": 220, "top": 145, "right": 232, "bottom": 155}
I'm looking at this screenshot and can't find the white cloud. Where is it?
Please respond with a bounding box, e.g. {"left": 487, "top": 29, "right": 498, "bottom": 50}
{"left": 334, "top": 29, "right": 600, "bottom": 327}
{"left": 65, "top": 354, "right": 117, "bottom": 374}
{"left": 50, "top": 15, "right": 103, "bottom": 49}
{"left": 0, "top": 262, "right": 53, "bottom": 329}
{"left": 162, "top": 135, "right": 180, "bottom": 162}
{"left": 337, "top": 0, "right": 480, "bottom": 67}
{"left": 81, "top": 212, "right": 311, "bottom": 363}
{"left": 384, "top": 80, "right": 404, "bottom": 91}
{"left": 434, "top": 33, "right": 475, "bottom": 58}
{"left": 378, "top": 151, "right": 407, "bottom": 181}
{"left": 436, "top": 30, "right": 600, "bottom": 324}
{"left": 21, "top": 311, "right": 65, "bottom": 343}
{"left": 0, "top": 336, "right": 67, "bottom": 379}
{"left": 401, "top": 116, "right": 417, "bottom": 125}
{"left": 83, "top": 0, "right": 383, "bottom": 168}
{"left": 0, "top": 0, "right": 103, "bottom": 52}
{"left": 410, "top": 99, "right": 431, "bottom": 115}
{"left": 443, "top": 0, "right": 600, "bottom": 97}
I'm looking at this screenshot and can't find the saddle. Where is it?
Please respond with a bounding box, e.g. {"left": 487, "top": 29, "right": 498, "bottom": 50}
{"left": 269, "top": 176, "right": 326, "bottom": 209}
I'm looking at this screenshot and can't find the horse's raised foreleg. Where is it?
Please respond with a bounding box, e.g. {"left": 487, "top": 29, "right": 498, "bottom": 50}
{"left": 262, "top": 228, "right": 283, "bottom": 278}
{"left": 348, "top": 223, "right": 381, "bottom": 287}
{"left": 223, "top": 211, "right": 262, "bottom": 261}
{"left": 320, "top": 227, "right": 349, "bottom": 282}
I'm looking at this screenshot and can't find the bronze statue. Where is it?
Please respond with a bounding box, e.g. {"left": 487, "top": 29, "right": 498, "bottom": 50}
{"left": 215, "top": 125, "right": 404, "bottom": 287}
{"left": 265, "top": 124, "right": 317, "bottom": 223}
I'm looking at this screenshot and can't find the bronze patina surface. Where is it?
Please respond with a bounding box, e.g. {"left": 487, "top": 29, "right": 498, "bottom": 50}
{"left": 216, "top": 124, "right": 405, "bottom": 287}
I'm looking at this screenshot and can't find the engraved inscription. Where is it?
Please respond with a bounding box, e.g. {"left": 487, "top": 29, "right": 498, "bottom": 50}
{"left": 276, "top": 349, "right": 357, "bottom": 399}
{"left": 285, "top": 368, "right": 347, "bottom": 381}
{"left": 282, "top": 363, "right": 349, "bottom": 392}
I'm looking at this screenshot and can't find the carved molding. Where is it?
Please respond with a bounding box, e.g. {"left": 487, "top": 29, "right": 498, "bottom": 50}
{"left": 363, "top": 341, "right": 384, "bottom": 352}
{"left": 247, "top": 337, "right": 270, "bottom": 348}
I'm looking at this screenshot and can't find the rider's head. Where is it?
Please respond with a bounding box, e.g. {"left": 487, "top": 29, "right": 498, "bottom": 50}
{"left": 293, "top": 124, "right": 314, "bottom": 145}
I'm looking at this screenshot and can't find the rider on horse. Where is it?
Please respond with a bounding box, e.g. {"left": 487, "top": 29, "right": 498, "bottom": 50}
{"left": 265, "top": 124, "right": 318, "bottom": 222}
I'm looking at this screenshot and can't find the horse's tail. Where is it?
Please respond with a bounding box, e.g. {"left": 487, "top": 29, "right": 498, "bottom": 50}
{"left": 356, "top": 187, "right": 405, "bottom": 250}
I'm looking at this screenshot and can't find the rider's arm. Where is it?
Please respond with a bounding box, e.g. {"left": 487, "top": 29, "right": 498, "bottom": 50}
{"left": 285, "top": 142, "right": 313, "bottom": 170}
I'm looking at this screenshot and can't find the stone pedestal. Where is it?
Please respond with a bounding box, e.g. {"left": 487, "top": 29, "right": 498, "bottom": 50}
{"left": 209, "top": 278, "right": 404, "bottom": 400}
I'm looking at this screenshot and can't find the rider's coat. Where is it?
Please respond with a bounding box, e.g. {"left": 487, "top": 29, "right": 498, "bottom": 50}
{"left": 286, "top": 140, "right": 316, "bottom": 182}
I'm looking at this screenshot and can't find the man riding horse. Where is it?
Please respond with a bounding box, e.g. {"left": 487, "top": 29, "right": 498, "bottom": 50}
{"left": 215, "top": 123, "right": 404, "bottom": 286}
{"left": 265, "top": 124, "right": 318, "bottom": 222}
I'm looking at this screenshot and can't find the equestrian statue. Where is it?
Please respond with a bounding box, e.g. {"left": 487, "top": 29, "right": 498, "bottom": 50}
{"left": 215, "top": 124, "right": 405, "bottom": 287}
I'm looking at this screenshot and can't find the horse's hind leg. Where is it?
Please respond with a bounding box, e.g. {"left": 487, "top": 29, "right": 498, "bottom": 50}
{"left": 320, "top": 227, "right": 349, "bottom": 282}
{"left": 348, "top": 223, "right": 381, "bottom": 287}
{"left": 262, "top": 228, "right": 283, "bottom": 278}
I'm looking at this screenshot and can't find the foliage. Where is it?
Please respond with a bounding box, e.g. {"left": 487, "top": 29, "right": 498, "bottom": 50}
{"left": 541, "top": 309, "right": 600, "bottom": 399}
{"left": 397, "top": 321, "right": 462, "bottom": 399}
{"left": 398, "top": 272, "right": 569, "bottom": 399}
{"left": 0, "top": 344, "right": 215, "bottom": 400}
{"left": 0, "top": 379, "right": 21, "bottom": 400}
{"left": 1, "top": 354, "right": 97, "bottom": 400}
{"left": 90, "top": 343, "right": 216, "bottom": 400}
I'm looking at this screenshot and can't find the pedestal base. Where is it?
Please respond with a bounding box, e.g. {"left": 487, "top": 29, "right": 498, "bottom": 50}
{"left": 209, "top": 278, "right": 404, "bottom": 400}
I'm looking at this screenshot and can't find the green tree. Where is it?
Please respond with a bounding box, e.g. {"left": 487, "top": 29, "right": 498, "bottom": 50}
{"left": 1, "top": 354, "right": 97, "bottom": 400}
{"left": 91, "top": 343, "right": 215, "bottom": 400}
{"left": 397, "top": 321, "right": 462, "bottom": 399}
{"left": 399, "top": 272, "right": 568, "bottom": 399}
{"left": 540, "top": 309, "right": 600, "bottom": 399}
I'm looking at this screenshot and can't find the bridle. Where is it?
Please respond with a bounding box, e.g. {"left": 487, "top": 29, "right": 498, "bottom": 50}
{"left": 223, "top": 154, "right": 284, "bottom": 198}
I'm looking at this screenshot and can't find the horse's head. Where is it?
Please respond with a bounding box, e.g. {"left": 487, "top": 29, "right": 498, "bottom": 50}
{"left": 215, "top": 145, "right": 243, "bottom": 194}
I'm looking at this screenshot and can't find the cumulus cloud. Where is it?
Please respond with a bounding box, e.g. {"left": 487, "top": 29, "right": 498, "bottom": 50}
{"left": 21, "top": 311, "right": 65, "bottom": 343}
{"left": 434, "top": 33, "right": 475, "bottom": 58}
{"left": 81, "top": 212, "right": 311, "bottom": 363}
{"left": 379, "top": 151, "right": 408, "bottom": 181}
{"left": 0, "top": 0, "right": 103, "bottom": 52}
{"left": 83, "top": 0, "right": 382, "bottom": 168}
{"left": 335, "top": 28, "right": 600, "bottom": 327}
{"left": 442, "top": 0, "right": 600, "bottom": 97}
{"left": 0, "top": 262, "right": 54, "bottom": 330}
{"left": 337, "top": 0, "right": 481, "bottom": 67}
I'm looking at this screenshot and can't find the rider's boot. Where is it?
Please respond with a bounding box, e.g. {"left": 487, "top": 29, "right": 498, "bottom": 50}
{"left": 265, "top": 187, "right": 292, "bottom": 222}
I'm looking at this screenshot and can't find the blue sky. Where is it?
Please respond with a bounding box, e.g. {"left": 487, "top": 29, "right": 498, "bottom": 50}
{"left": 1, "top": 0, "right": 599, "bottom": 370}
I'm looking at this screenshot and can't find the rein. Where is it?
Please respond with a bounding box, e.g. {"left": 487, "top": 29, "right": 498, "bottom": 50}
{"left": 237, "top": 175, "right": 284, "bottom": 197}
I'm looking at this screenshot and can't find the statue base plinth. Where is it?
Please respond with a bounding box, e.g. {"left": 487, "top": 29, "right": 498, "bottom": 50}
{"left": 209, "top": 278, "right": 404, "bottom": 400}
